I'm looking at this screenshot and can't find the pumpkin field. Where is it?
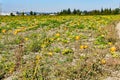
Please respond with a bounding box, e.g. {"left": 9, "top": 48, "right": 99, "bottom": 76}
{"left": 0, "top": 15, "right": 120, "bottom": 80}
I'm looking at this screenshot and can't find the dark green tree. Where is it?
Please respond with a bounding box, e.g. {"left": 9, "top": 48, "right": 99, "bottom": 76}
{"left": 30, "top": 11, "right": 33, "bottom": 15}
{"left": 67, "top": 8, "right": 71, "bottom": 14}
{"left": 62, "top": 9, "right": 68, "bottom": 14}
{"left": 108, "top": 8, "right": 112, "bottom": 14}
{"left": 101, "top": 8, "right": 104, "bottom": 14}
{"left": 33, "top": 12, "right": 37, "bottom": 15}
{"left": 76, "top": 9, "right": 81, "bottom": 15}
{"left": 113, "top": 8, "right": 120, "bottom": 14}
{"left": 10, "top": 13, "right": 14, "bottom": 16}
{"left": 21, "top": 12, "right": 24, "bottom": 16}
{"left": 73, "top": 9, "right": 77, "bottom": 14}
{"left": 83, "top": 10, "right": 88, "bottom": 15}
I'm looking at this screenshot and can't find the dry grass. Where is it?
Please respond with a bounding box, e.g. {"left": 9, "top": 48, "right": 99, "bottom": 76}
{"left": 0, "top": 15, "right": 120, "bottom": 80}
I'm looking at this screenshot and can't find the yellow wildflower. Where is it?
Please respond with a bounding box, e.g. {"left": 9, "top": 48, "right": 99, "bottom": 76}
{"left": 108, "top": 42, "right": 112, "bottom": 46}
{"left": 36, "top": 55, "right": 41, "bottom": 60}
{"left": 75, "top": 36, "right": 80, "bottom": 40}
{"left": 48, "top": 52, "right": 53, "bottom": 56}
{"left": 2, "top": 29, "right": 6, "bottom": 33}
{"left": 110, "top": 46, "right": 116, "bottom": 52}
{"left": 50, "top": 38, "right": 54, "bottom": 42}
{"left": 80, "top": 45, "right": 84, "bottom": 49}
{"left": 14, "top": 29, "right": 21, "bottom": 35}
{"left": 25, "top": 38, "right": 28, "bottom": 41}
{"left": 101, "top": 35, "right": 104, "bottom": 37}
{"left": 14, "top": 31, "right": 18, "bottom": 35}
{"left": 64, "top": 27, "right": 67, "bottom": 30}
{"left": 80, "top": 45, "right": 88, "bottom": 49}
{"left": 41, "top": 44, "right": 46, "bottom": 48}
{"left": 56, "top": 33, "right": 60, "bottom": 37}
{"left": 101, "top": 59, "right": 106, "bottom": 64}
{"left": 9, "top": 68, "right": 14, "bottom": 73}
{"left": 84, "top": 45, "right": 88, "bottom": 49}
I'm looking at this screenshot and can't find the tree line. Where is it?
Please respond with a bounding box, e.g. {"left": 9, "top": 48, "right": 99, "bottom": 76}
{"left": 10, "top": 8, "right": 120, "bottom": 16}
{"left": 58, "top": 8, "right": 120, "bottom": 15}
{"left": 10, "top": 11, "right": 38, "bottom": 16}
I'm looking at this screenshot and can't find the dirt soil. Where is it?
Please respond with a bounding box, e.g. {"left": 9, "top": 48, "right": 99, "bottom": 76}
{"left": 105, "top": 22, "right": 120, "bottom": 80}
{"left": 116, "top": 22, "right": 120, "bottom": 38}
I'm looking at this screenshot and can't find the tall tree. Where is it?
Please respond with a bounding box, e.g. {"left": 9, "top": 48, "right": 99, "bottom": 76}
{"left": 73, "top": 9, "right": 77, "bottom": 14}
{"left": 114, "top": 8, "right": 120, "bottom": 14}
{"left": 67, "top": 8, "right": 71, "bottom": 14}
{"left": 21, "top": 12, "right": 24, "bottom": 16}
{"left": 30, "top": 11, "right": 33, "bottom": 15}
{"left": 33, "top": 12, "right": 37, "bottom": 15}
{"left": 10, "top": 13, "right": 14, "bottom": 16}
{"left": 101, "top": 8, "right": 104, "bottom": 14}
{"left": 76, "top": 9, "right": 81, "bottom": 15}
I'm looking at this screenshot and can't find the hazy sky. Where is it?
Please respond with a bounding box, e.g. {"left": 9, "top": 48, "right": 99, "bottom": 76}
{"left": 0, "top": 0, "right": 120, "bottom": 12}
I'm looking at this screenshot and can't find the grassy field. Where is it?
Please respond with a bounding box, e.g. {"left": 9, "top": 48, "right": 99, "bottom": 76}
{"left": 0, "top": 15, "right": 120, "bottom": 80}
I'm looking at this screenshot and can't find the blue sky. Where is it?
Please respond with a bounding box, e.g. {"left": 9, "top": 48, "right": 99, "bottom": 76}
{"left": 0, "top": 0, "right": 120, "bottom": 12}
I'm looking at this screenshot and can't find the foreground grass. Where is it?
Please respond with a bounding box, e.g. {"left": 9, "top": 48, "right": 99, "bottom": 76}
{"left": 0, "top": 15, "right": 120, "bottom": 80}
